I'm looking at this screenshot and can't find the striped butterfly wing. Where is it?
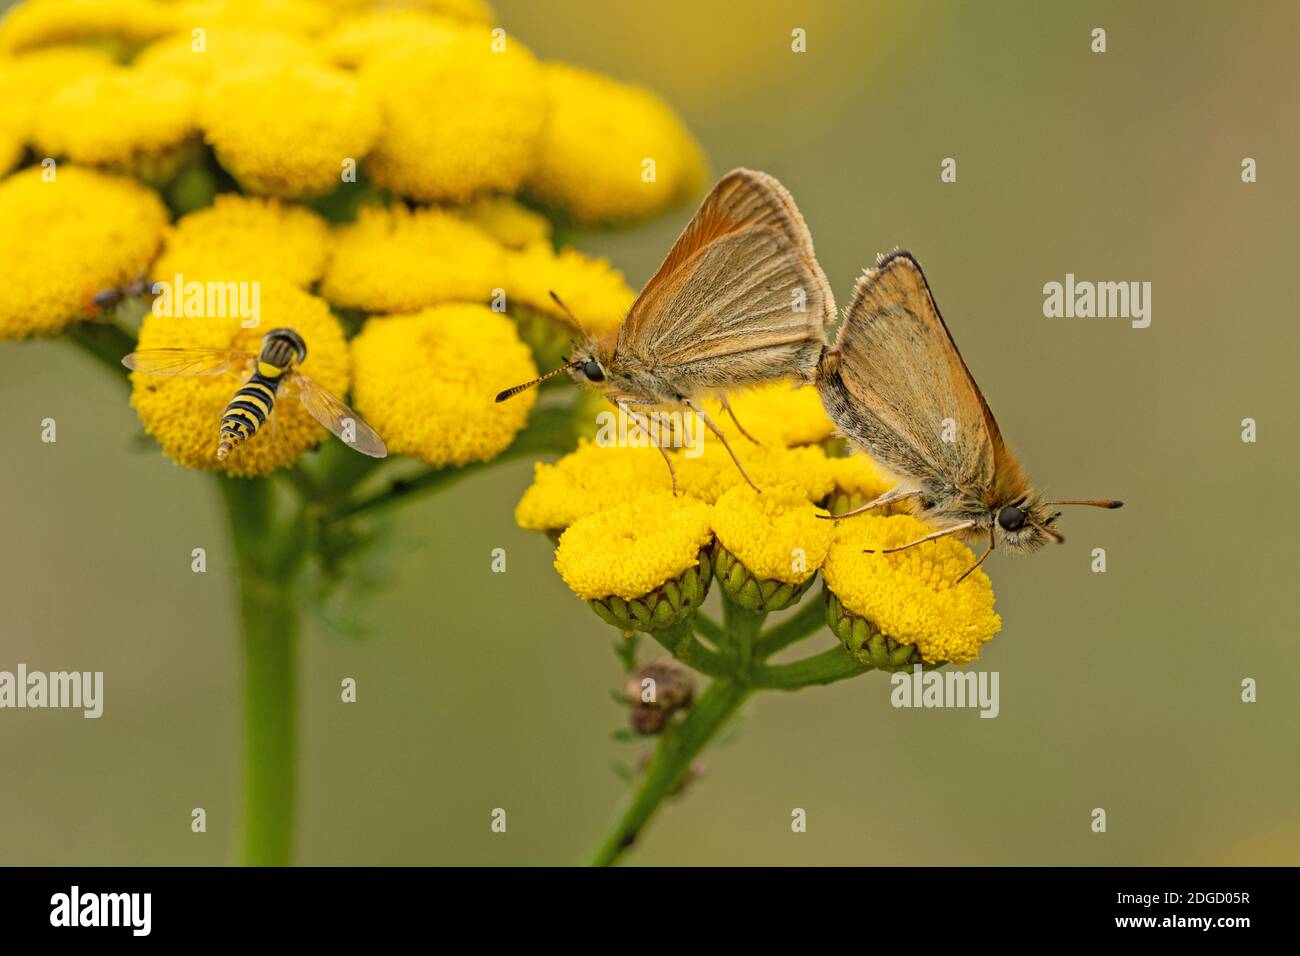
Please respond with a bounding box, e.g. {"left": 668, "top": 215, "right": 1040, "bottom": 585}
{"left": 282, "top": 372, "right": 387, "bottom": 458}
{"left": 616, "top": 168, "right": 835, "bottom": 386}
{"left": 820, "top": 251, "right": 1028, "bottom": 505}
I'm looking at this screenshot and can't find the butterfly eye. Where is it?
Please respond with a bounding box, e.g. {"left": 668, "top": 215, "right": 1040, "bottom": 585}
{"left": 582, "top": 359, "right": 605, "bottom": 383}
{"left": 997, "top": 505, "right": 1027, "bottom": 532}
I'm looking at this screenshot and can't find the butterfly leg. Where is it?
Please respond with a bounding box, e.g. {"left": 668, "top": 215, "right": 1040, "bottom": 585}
{"left": 683, "top": 398, "right": 760, "bottom": 492}
{"left": 864, "top": 520, "right": 977, "bottom": 555}
{"left": 616, "top": 400, "right": 679, "bottom": 496}
{"left": 718, "top": 395, "right": 762, "bottom": 445}
{"left": 821, "top": 487, "right": 920, "bottom": 520}
{"left": 956, "top": 528, "right": 995, "bottom": 583}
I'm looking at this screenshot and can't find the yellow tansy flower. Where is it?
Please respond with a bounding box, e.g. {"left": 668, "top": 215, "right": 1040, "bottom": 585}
{"left": 0, "top": 46, "right": 116, "bottom": 141}
{"left": 34, "top": 66, "right": 197, "bottom": 171}
{"left": 320, "top": 204, "right": 505, "bottom": 313}
{"left": 504, "top": 242, "right": 634, "bottom": 338}
{"left": 154, "top": 194, "right": 330, "bottom": 289}
{"left": 712, "top": 484, "right": 832, "bottom": 585}
{"left": 0, "top": 122, "right": 23, "bottom": 175}
{"left": 821, "top": 515, "right": 1001, "bottom": 666}
{"left": 350, "top": 304, "right": 536, "bottom": 467}
{"left": 823, "top": 452, "right": 895, "bottom": 516}
{"left": 0, "top": 166, "right": 167, "bottom": 339}
{"left": 361, "top": 31, "right": 546, "bottom": 201}
{"left": 130, "top": 282, "right": 350, "bottom": 477}
{"left": 702, "top": 382, "right": 836, "bottom": 449}
{"left": 515, "top": 440, "right": 672, "bottom": 533}
{"left": 135, "top": 27, "right": 319, "bottom": 87}
{"left": 0, "top": 0, "right": 173, "bottom": 55}
{"left": 676, "top": 441, "right": 837, "bottom": 504}
{"left": 525, "top": 62, "right": 707, "bottom": 225}
{"left": 455, "top": 196, "right": 551, "bottom": 250}
{"left": 554, "top": 492, "right": 712, "bottom": 602}
{"left": 200, "top": 60, "right": 379, "bottom": 198}
{"left": 318, "top": 0, "right": 492, "bottom": 23}
{"left": 320, "top": 9, "right": 463, "bottom": 69}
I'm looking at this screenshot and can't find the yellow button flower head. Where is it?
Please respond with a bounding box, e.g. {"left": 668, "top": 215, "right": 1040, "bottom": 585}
{"left": 320, "top": 9, "right": 464, "bottom": 68}
{"left": 710, "top": 484, "right": 833, "bottom": 611}
{"left": 0, "top": 45, "right": 116, "bottom": 141}
{"left": 35, "top": 66, "right": 197, "bottom": 172}
{"left": 317, "top": 0, "right": 492, "bottom": 24}
{"left": 200, "top": 60, "right": 379, "bottom": 198}
{"left": 456, "top": 196, "right": 551, "bottom": 250}
{"left": 823, "top": 452, "right": 895, "bottom": 515}
{"left": 525, "top": 62, "right": 707, "bottom": 225}
{"left": 135, "top": 27, "right": 320, "bottom": 87}
{"left": 0, "top": 0, "right": 173, "bottom": 55}
{"left": 821, "top": 515, "right": 1001, "bottom": 667}
{"left": 515, "top": 440, "right": 672, "bottom": 533}
{"left": 321, "top": 204, "right": 506, "bottom": 313}
{"left": 0, "top": 166, "right": 167, "bottom": 339}
{"left": 350, "top": 304, "right": 536, "bottom": 466}
{"left": 361, "top": 30, "right": 546, "bottom": 201}
{"left": 703, "top": 382, "right": 836, "bottom": 449}
{"left": 555, "top": 492, "right": 714, "bottom": 631}
{"left": 676, "top": 441, "right": 837, "bottom": 504}
{"left": 504, "top": 242, "right": 634, "bottom": 337}
{"left": 154, "top": 194, "right": 330, "bottom": 289}
{"left": 130, "top": 282, "right": 351, "bottom": 477}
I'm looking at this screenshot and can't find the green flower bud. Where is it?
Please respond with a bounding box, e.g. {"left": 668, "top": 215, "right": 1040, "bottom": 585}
{"left": 713, "top": 542, "right": 815, "bottom": 613}
{"left": 587, "top": 548, "right": 713, "bottom": 634}
{"left": 825, "top": 590, "right": 942, "bottom": 673}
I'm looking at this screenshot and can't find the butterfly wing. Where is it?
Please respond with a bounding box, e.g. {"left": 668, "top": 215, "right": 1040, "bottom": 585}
{"left": 282, "top": 372, "right": 387, "bottom": 458}
{"left": 122, "top": 348, "right": 254, "bottom": 377}
{"left": 819, "top": 251, "right": 1026, "bottom": 504}
{"left": 615, "top": 168, "right": 835, "bottom": 388}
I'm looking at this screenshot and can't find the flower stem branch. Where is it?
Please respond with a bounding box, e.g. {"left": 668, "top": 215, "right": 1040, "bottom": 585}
{"left": 587, "top": 677, "right": 751, "bottom": 867}
{"left": 751, "top": 644, "right": 872, "bottom": 690}
{"left": 218, "top": 475, "right": 301, "bottom": 866}
{"left": 648, "top": 620, "right": 736, "bottom": 679}
{"left": 754, "top": 594, "right": 827, "bottom": 659}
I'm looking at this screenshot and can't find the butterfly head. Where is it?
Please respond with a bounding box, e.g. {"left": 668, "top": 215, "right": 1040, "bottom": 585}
{"left": 991, "top": 495, "right": 1062, "bottom": 553}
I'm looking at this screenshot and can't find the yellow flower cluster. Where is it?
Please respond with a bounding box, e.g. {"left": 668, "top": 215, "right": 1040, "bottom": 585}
{"left": 350, "top": 304, "right": 537, "bottom": 467}
{"left": 0, "top": 165, "right": 167, "bottom": 338}
{"left": 130, "top": 282, "right": 350, "bottom": 477}
{"left": 517, "top": 385, "right": 1001, "bottom": 663}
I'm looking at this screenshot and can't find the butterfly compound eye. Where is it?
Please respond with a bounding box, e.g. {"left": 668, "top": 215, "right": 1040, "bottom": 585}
{"left": 997, "top": 505, "right": 1027, "bottom": 532}
{"left": 582, "top": 359, "right": 605, "bottom": 383}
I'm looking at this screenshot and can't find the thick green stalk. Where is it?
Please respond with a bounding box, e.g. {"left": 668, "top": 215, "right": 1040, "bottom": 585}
{"left": 218, "top": 476, "right": 299, "bottom": 866}
{"left": 752, "top": 645, "right": 872, "bottom": 690}
{"left": 588, "top": 677, "right": 751, "bottom": 867}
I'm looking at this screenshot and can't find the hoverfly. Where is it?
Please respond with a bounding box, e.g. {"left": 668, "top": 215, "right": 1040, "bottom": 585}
{"left": 123, "top": 327, "right": 387, "bottom": 461}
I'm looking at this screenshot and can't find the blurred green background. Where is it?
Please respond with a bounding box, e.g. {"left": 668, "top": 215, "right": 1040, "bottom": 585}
{"left": 1, "top": 0, "right": 1297, "bottom": 865}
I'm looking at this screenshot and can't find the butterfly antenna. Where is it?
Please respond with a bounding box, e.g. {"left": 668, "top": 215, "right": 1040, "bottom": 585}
{"left": 549, "top": 290, "right": 584, "bottom": 330}
{"left": 1044, "top": 498, "right": 1124, "bottom": 509}
{"left": 495, "top": 360, "right": 579, "bottom": 403}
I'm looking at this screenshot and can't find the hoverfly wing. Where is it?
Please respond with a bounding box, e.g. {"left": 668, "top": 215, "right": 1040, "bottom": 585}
{"left": 819, "top": 251, "right": 1028, "bottom": 504}
{"left": 122, "top": 348, "right": 254, "bottom": 377}
{"left": 617, "top": 168, "right": 836, "bottom": 384}
{"left": 283, "top": 372, "right": 387, "bottom": 458}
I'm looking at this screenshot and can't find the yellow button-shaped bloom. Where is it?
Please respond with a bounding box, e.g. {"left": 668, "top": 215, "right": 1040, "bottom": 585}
{"left": 821, "top": 515, "right": 1001, "bottom": 666}
{"left": 676, "top": 441, "right": 837, "bottom": 504}
{"left": 504, "top": 242, "right": 635, "bottom": 338}
{"left": 526, "top": 62, "right": 707, "bottom": 225}
{"left": 320, "top": 9, "right": 465, "bottom": 68}
{"left": 554, "top": 493, "right": 713, "bottom": 601}
{"left": 168, "top": 0, "right": 337, "bottom": 37}
{"left": 0, "top": 166, "right": 167, "bottom": 339}
{"left": 321, "top": 204, "right": 506, "bottom": 313}
{"left": 456, "top": 196, "right": 551, "bottom": 250}
{"left": 35, "top": 66, "right": 197, "bottom": 170}
{"left": 711, "top": 484, "right": 833, "bottom": 587}
{"left": 0, "top": 0, "right": 173, "bottom": 55}
{"left": 702, "top": 382, "right": 837, "bottom": 449}
{"left": 130, "top": 282, "right": 352, "bottom": 476}
{"left": 350, "top": 304, "right": 536, "bottom": 466}
{"left": 201, "top": 59, "right": 380, "bottom": 198}
{"left": 361, "top": 30, "right": 545, "bottom": 201}
{"left": 515, "top": 440, "right": 672, "bottom": 532}
{"left": 154, "top": 194, "right": 330, "bottom": 289}
{"left": 0, "top": 45, "right": 116, "bottom": 140}
{"left": 317, "top": 0, "right": 492, "bottom": 24}
{"left": 136, "top": 27, "right": 320, "bottom": 87}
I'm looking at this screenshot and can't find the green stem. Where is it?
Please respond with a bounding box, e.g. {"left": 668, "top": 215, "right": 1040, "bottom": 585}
{"left": 751, "top": 645, "right": 872, "bottom": 690}
{"left": 588, "top": 678, "right": 751, "bottom": 866}
{"left": 754, "top": 595, "right": 829, "bottom": 659}
{"left": 65, "top": 322, "right": 135, "bottom": 384}
{"left": 648, "top": 620, "right": 737, "bottom": 679}
{"left": 722, "top": 598, "right": 765, "bottom": 677}
{"left": 218, "top": 476, "right": 300, "bottom": 867}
